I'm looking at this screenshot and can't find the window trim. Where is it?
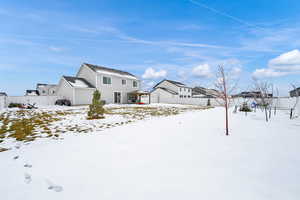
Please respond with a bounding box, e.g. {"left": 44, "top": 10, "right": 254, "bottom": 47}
{"left": 133, "top": 80, "right": 138, "bottom": 88}
{"left": 103, "top": 76, "right": 112, "bottom": 85}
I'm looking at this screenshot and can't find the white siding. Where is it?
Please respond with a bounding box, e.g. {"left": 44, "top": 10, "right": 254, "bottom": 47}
{"left": 96, "top": 74, "right": 140, "bottom": 104}
{"left": 77, "top": 65, "right": 96, "bottom": 87}
{"left": 74, "top": 88, "right": 95, "bottom": 105}
{"left": 57, "top": 78, "right": 74, "bottom": 104}
{"left": 150, "top": 88, "right": 178, "bottom": 104}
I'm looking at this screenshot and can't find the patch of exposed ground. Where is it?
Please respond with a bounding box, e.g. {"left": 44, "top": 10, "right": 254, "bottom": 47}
{"left": 0, "top": 105, "right": 211, "bottom": 151}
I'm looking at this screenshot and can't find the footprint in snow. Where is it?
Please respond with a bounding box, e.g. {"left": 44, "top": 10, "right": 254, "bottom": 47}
{"left": 46, "top": 180, "right": 63, "bottom": 192}
{"left": 13, "top": 156, "right": 19, "bottom": 160}
{"left": 24, "top": 173, "right": 32, "bottom": 184}
{"left": 24, "top": 164, "right": 32, "bottom": 168}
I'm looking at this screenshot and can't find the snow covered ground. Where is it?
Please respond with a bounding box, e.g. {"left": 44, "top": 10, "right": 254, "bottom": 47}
{"left": 1, "top": 107, "right": 300, "bottom": 199}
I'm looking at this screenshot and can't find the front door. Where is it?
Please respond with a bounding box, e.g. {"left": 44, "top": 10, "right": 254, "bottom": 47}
{"left": 114, "top": 92, "right": 121, "bottom": 103}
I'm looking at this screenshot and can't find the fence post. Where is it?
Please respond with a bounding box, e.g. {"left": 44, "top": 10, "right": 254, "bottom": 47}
{"left": 290, "top": 108, "right": 293, "bottom": 119}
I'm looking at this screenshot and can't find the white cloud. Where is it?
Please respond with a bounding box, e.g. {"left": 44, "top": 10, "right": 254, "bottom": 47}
{"left": 142, "top": 67, "right": 167, "bottom": 79}
{"left": 268, "top": 49, "right": 300, "bottom": 71}
{"left": 192, "top": 64, "right": 212, "bottom": 78}
{"left": 252, "top": 49, "right": 300, "bottom": 78}
{"left": 252, "top": 68, "right": 289, "bottom": 78}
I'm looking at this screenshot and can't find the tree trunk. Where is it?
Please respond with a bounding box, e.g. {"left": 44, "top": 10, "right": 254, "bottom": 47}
{"left": 264, "top": 107, "right": 268, "bottom": 122}
{"left": 225, "top": 99, "right": 229, "bottom": 136}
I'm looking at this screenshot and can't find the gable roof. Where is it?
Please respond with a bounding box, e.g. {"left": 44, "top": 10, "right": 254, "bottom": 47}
{"left": 152, "top": 87, "right": 178, "bottom": 95}
{"left": 63, "top": 76, "right": 95, "bottom": 88}
{"left": 83, "top": 63, "right": 137, "bottom": 79}
{"left": 153, "top": 79, "right": 187, "bottom": 89}
{"left": 0, "top": 92, "right": 7, "bottom": 96}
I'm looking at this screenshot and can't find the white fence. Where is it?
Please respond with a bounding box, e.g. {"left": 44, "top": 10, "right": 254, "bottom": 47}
{"left": 0, "top": 96, "right": 6, "bottom": 110}
{"left": 0, "top": 96, "right": 61, "bottom": 109}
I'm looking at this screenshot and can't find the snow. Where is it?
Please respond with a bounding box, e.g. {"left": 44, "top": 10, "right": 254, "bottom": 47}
{"left": 69, "top": 80, "right": 90, "bottom": 88}
{"left": 1, "top": 107, "right": 300, "bottom": 199}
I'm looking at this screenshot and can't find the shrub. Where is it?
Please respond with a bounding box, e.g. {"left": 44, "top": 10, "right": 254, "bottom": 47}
{"left": 87, "top": 90, "right": 105, "bottom": 119}
{"left": 207, "top": 98, "right": 211, "bottom": 106}
{"left": 239, "top": 103, "right": 252, "bottom": 112}
{"left": 8, "top": 103, "right": 23, "bottom": 108}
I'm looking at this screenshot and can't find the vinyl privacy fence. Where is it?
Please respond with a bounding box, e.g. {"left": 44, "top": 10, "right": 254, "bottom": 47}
{"left": 0, "top": 96, "right": 61, "bottom": 109}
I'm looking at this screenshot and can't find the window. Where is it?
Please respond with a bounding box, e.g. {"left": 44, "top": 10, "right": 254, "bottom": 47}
{"left": 184, "top": 88, "right": 186, "bottom": 92}
{"left": 180, "top": 88, "right": 182, "bottom": 92}
{"left": 188, "top": 89, "right": 190, "bottom": 92}
{"left": 133, "top": 81, "right": 137, "bottom": 87}
{"left": 188, "top": 95, "right": 191, "bottom": 98}
{"left": 42, "top": 90, "right": 46, "bottom": 94}
{"left": 103, "top": 76, "right": 111, "bottom": 84}
{"left": 122, "top": 79, "right": 126, "bottom": 85}
{"left": 180, "top": 95, "right": 183, "bottom": 98}
{"left": 184, "top": 95, "right": 186, "bottom": 98}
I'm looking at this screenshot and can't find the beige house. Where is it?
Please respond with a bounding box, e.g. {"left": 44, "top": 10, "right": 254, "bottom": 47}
{"left": 57, "top": 63, "right": 142, "bottom": 105}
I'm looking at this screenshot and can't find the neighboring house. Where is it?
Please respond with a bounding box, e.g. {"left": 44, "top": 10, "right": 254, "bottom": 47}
{"left": 0, "top": 92, "right": 7, "bottom": 96}
{"left": 57, "top": 63, "right": 141, "bottom": 105}
{"left": 56, "top": 76, "right": 96, "bottom": 105}
{"left": 192, "top": 86, "right": 221, "bottom": 98}
{"left": 25, "top": 90, "right": 39, "bottom": 96}
{"left": 290, "top": 87, "right": 300, "bottom": 97}
{"left": 151, "top": 79, "right": 192, "bottom": 103}
{"left": 36, "top": 83, "right": 58, "bottom": 96}
{"left": 233, "top": 91, "right": 273, "bottom": 98}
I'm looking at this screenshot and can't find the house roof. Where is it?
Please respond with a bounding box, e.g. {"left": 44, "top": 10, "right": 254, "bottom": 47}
{"left": 63, "top": 76, "right": 95, "bottom": 88}
{"left": 26, "top": 90, "right": 39, "bottom": 95}
{"left": 153, "top": 79, "right": 187, "bottom": 88}
{"left": 0, "top": 92, "right": 7, "bottom": 96}
{"left": 37, "top": 83, "right": 57, "bottom": 87}
{"left": 83, "top": 63, "right": 137, "bottom": 79}
{"left": 152, "top": 87, "right": 178, "bottom": 95}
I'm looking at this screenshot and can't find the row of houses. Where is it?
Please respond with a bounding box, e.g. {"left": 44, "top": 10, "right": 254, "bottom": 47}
{"left": 13, "top": 62, "right": 220, "bottom": 106}
{"left": 5, "top": 62, "right": 297, "bottom": 106}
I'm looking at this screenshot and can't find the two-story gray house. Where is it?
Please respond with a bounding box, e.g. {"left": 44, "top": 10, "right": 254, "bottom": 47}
{"left": 57, "top": 63, "right": 141, "bottom": 105}
{"left": 150, "top": 79, "right": 192, "bottom": 103}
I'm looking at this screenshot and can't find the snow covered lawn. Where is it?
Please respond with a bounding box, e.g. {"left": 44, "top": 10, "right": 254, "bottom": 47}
{"left": 1, "top": 107, "right": 300, "bottom": 200}
{"left": 0, "top": 104, "right": 208, "bottom": 151}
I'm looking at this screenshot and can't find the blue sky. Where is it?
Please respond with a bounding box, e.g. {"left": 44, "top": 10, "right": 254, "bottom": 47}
{"left": 1, "top": 0, "right": 300, "bottom": 95}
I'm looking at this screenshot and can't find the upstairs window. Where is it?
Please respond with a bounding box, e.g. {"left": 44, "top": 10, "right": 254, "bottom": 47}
{"left": 133, "top": 81, "right": 138, "bottom": 87}
{"left": 122, "top": 79, "right": 126, "bottom": 85}
{"left": 180, "top": 88, "right": 182, "bottom": 92}
{"left": 103, "top": 76, "right": 111, "bottom": 84}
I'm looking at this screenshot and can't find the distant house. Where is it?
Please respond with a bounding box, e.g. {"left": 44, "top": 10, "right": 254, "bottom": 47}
{"left": 25, "top": 90, "right": 39, "bottom": 96}
{"left": 233, "top": 91, "right": 273, "bottom": 98}
{"left": 150, "top": 79, "right": 192, "bottom": 103}
{"left": 57, "top": 63, "right": 142, "bottom": 105}
{"left": 36, "top": 83, "right": 58, "bottom": 96}
{"left": 290, "top": 87, "right": 300, "bottom": 97}
{"left": 0, "top": 92, "right": 7, "bottom": 96}
{"left": 192, "top": 86, "right": 220, "bottom": 98}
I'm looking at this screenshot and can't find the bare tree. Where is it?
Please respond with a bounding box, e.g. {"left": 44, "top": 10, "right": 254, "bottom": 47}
{"left": 214, "top": 65, "right": 237, "bottom": 136}
{"left": 290, "top": 84, "right": 300, "bottom": 119}
{"left": 252, "top": 78, "right": 273, "bottom": 122}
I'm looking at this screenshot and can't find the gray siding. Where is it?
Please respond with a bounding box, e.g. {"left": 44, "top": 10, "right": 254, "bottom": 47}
{"left": 57, "top": 78, "right": 74, "bottom": 104}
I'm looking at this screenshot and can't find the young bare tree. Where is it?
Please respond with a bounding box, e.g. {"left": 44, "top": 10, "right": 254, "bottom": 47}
{"left": 252, "top": 78, "right": 273, "bottom": 122}
{"left": 214, "top": 65, "right": 238, "bottom": 136}
{"left": 290, "top": 84, "right": 300, "bottom": 119}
